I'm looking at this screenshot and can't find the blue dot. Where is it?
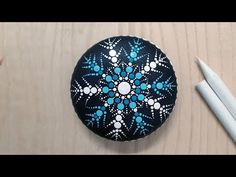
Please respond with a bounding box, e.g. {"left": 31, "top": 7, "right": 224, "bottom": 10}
{"left": 129, "top": 102, "right": 136, "bottom": 109}
{"left": 93, "top": 65, "right": 100, "bottom": 72}
{"left": 106, "top": 75, "right": 112, "bottom": 82}
{"left": 135, "top": 73, "right": 142, "bottom": 79}
{"left": 156, "top": 83, "right": 163, "bottom": 89}
{"left": 152, "top": 83, "right": 156, "bottom": 89}
{"left": 134, "top": 80, "right": 141, "bottom": 86}
{"left": 91, "top": 63, "right": 95, "bottom": 67}
{"left": 115, "top": 97, "right": 121, "bottom": 103}
{"left": 117, "top": 103, "right": 124, "bottom": 110}
{"left": 108, "top": 82, "right": 114, "bottom": 88}
{"left": 135, "top": 88, "right": 141, "bottom": 94}
{"left": 138, "top": 94, "right": 145, "bottom": 101}
{"left": 140, "top": 83, "right": 147, "bottom": 90}
{"left": 131, "top": 95, "right": 137, "bottom": 101}
{"left": 121, "top": 71, "right": 127, "bottom": 77}
{"left": 113, "top": 75, "right": 118, "bottom": 80}
{"left": 107, "top": 98, "right": 114, "bottom": 105}
{"left": 102, "top": 87, "right": 109, "bottom": 93}
{"left": 124, "top": 99, "right": 129, "bottom": 105}
{"left": 129, "top": 73, "right": 135, "bottom": 79}
{"left": 109, "top": 91, "right": 115, "bottom": 97}
{"left": 96, "top": 110, "right": 103, "bottom": 117}
{"left": 114, "top": 67, "right": 121, "bottom": 74}
{"left": 126, "top": 66, "right": 133, "bottom": 73}
{"left": 136, "top": 116, "right": 142, "bottom": 123}
{"left": 130, "top": 51, "right": 137, "bottom": 58}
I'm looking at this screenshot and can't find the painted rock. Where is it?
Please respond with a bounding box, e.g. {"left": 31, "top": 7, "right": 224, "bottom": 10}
{"left": 70, "top": 36, "right": 177, "bottom": 141}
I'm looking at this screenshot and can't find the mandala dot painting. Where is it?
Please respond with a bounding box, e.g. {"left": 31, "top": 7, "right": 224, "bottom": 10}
{"left": 70, "top": 36, "right": 177, "bottom": 141}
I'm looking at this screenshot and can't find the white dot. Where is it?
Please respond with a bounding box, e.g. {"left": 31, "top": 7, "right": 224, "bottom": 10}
{"left": 83, "top": 87, "right": 90, "bottom": 94}
{"left": 128, "top": 62, "right": 132, "bottom": 66}
{"left": 131, "top": 91, "right": 134, "bottom": 94}
{"left": 111, "top": 57, "right": 117, "bottom": 63}
{"left": 109, "top": 50, "right": 116, "bottom": 57}
{"left": 121, "top": 96, "right": 125, "bottom": 99}
{"left": 114, "top": 63, "right": 118, "bottom": 67}
{"left": 114, "top": 122, "right": 122, "bottom": 129}
{"left": 125, "top": 77, "right": 128, "bottom": 80}
{"left": 154, "top": 102, "right": 160, "bottom": 109}
{"left": 141, "top": 70, "right": 145, "bottom": 74}
{"left": 144, "top": 66, "right": 150, "bottom": 72}
{"left": 134, "top": 108, "right": 137, "bottom": 112}
{"left": 104, "top": 103, "right": 108, "bottom": 107}
{"left": 116, "top": 115, "right": 122, "bottom": 121}
{"left": 98, "top": 88, "right": 101, "bottom": 92}
{"left": 116, "top": 93, "right": 119, "bottom": 96}
{"left": 148, "top": 99, "right": 154, "bottom": 105}
{"left": 113, "top": 88, "right": 117, "bottom": 91}
{"left": 89, "top": 93, "right": 93, "bottom": 96}
{"left": 151, "top": 106, "right": 154, "bottom": 109}
{"left": 102, "top": 74, "right": 106, "bottom": 78}
{"left": 132, "top": 85, "right": 136, "bottom": 88}
{"left": 127, "top": 95, "right": 131, "bottom": 98}
{"left": 118, "top": 82, "right": 131, "bottom": 95}
{"left": 119, "top": 77, "right": 123, "bottom": 80}
{"left": 147, "top": 84, "right": 151, "bottom": 88}
{"left": 144, "top": 98, "right": 148, "bottom": 102}
{"left": 130, "top": 80, "right": 134, "bottom": 83}
{"left": 118, "top": 110, "right": 122, "bottom": 114}
{"left": 109, "top": 46, "right": 113, "bottom": 49}
{"left": 91, "top": 87, "right": 97, "bottom": 94}
{"left": 114, "top": 81, "right": 118, "bottom": 85}
{"left": 150, "top": 62, "right": 157, "bottom": 68}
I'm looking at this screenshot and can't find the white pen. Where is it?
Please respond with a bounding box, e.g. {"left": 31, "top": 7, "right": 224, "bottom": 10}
{"left": 197, "top": 57, "right": 236, "bottom": 121}
{"left": 196, "top": 80, "right": 236, "bottom": 142}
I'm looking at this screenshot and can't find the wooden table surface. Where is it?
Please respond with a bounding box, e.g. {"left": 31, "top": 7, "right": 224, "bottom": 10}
{"left": 0, "top": 22, "right": 236, "bottom": 154}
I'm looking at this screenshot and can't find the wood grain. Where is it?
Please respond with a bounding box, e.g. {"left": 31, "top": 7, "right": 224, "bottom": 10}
{"left": 0, "top": 22, "right": 236, "bottom": 154}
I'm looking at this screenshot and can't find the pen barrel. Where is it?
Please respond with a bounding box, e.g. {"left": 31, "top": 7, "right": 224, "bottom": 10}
{"left": 196, "top": 80, "right": 236, "bottom": 142}
{"left": 207, "top": 74, "right": 236, "bottom": 121}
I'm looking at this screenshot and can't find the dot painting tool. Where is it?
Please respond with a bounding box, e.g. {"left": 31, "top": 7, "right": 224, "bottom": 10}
{"left": 70, "top": 36, "right": 177, "bottom": 141}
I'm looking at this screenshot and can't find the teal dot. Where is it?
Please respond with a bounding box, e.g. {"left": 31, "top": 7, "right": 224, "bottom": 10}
{"left": 93, "top": 65, "right": 100, "bottom": 72}
{"left": 131, "top": 95, "right": 137, "bottom": 101}
{"left": 129, "top": 73, "right": 135, "bottom": 79}
{"left": 106, "top": 75, "right": 112, "bottom": 82}
{"left": 115, "top": 97, "right": 121, "bottom": 103}
{"left": 109, "top": 91, "right": 115, "bottom": 97}
{"left": 134, "top": 80, "right": 140, "bottom": 86}
{"left": 121, "top": 71, "right": 127, "bottom": 77}
{"left": 113, "top": 75, "right": 118, "bottom": 80}
{"left": 135, "top": 112, "right": 139, "bottom": 116}
{"left": 130, "top": 51, "right": 137, "bottom": 58}
{"left": 126, "top": 66, "right": 133, "bottom": 73}
{"left": 96, "top": 110, "right": 103, "bottom": 117}
{"left": 136, "top": 116, "right": 142, "bottom": 123}
{"left": 108, "top": 82, "right": 114, "bottom": 88}
{"left": 129, "top": 102, "right": 136, "bottom": 109}
{"left": 98, "top": 70, "right": 103, "bottom": 75}
{"left": 117, "top": 103, "right": 124, "bottom": 110}
{"left": 114, "top": 67, "right": 121, "bottom": 74}
{"left": 140, "top": 83, "right": 147, "bottom": 90}
{"left": 91, "top": 63, "right": 95, "bottom": 67}
{"left": 92, "top": 118, "right": 95, "bottom": 121}
{"left": 129, "top": 58, "right": 134, "bottom": 62}
{"left": 138, "top": 94, "right": 145, "bottom": 101}
{"left": 135, "top": 73, "right": 142, "bottom": 79}
{"left": 107, "top": 98, "right": 114, "bottom": 105}
{"left": 124, "top": 99, "right": 129, "bottom": 105}
{"left": 101, "top": 106, "right": 106, "bottom": 111}
{"left": 152, "top": 83, "right": 156, "bottom": 89}
{"left": 102, "top": 87, "right": 109, "bottom": 93}
{"left": 135, "top": 88, "right": 141, "bottom": 94}
{"left": 156, "top": 83, "right": 163, "bottom": 89}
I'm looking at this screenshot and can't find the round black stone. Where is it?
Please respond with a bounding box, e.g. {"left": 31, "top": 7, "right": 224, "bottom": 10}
{"left": 70, "top": 36, "right": 177, "bottom": 141}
